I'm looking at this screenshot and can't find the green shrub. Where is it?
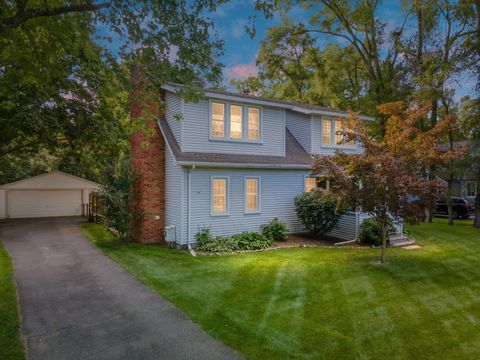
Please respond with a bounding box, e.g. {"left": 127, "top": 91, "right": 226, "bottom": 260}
{"left": 294, "top": 191, "right": 345, "bottom": 235}
{"left": 196, "top": 229, "right": 273, "bottom": 253}
{"left": 100, "top": 160, "right": 139, "bottom": 241}
{"left": 262, "top": 218, "right": 289, "bottom": 242}
{"left": 195, "top": 228, "right": 212, "bottom": 244}
{"left": 359, "top": 218, "right": 397, "bottom": 246}
{"left": 232, "top": 231, "right": 273, "bottom": 250}
{"left": 196, "top": 229, "right": 240, "bottom": 253}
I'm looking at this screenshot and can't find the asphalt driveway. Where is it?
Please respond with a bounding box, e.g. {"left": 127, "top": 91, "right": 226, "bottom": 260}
{"left": 0, "top": 217, "right": 241, "bottom": 360}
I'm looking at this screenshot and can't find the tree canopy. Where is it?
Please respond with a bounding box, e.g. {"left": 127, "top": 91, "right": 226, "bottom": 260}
{"left": 0, "top": 0, "right": 225, "bottom": 184}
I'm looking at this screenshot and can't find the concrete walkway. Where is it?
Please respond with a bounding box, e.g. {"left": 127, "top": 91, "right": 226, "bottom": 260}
{"left": 1, "top": 217, "right": 242, "bottom": 360}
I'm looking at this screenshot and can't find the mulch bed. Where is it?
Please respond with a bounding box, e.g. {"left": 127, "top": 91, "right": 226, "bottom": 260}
{"left": 195, "top": 233, "right": 372, "bottom": 256}
{"left": 271, "top": 233, "right": 368, "bottom": 249}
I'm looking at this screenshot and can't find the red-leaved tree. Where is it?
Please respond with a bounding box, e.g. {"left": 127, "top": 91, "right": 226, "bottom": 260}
{"left": 313, "top": 101, "right": 463, "bottom": 263}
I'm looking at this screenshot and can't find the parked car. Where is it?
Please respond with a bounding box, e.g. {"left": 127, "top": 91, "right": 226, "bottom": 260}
{"left": 434, "top": 197, "right": 475, "bottom": 219}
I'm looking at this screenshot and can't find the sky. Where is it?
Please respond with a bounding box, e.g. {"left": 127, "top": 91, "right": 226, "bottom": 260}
{"left": 213, "top": 1, "right": 475, "bottom": 99}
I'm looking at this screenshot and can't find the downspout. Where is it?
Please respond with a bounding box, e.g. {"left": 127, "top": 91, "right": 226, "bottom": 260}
{"left": 187, "top": 165, "right": 196, "bottom": 256}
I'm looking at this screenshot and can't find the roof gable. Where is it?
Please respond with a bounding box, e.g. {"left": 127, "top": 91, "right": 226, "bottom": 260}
{"left": 0, "top": 171, "right": 100, "bottom": 190}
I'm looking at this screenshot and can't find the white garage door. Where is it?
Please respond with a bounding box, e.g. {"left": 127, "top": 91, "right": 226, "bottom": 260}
{"left": 7, "top": 190, "right": 82, "bottom": 218}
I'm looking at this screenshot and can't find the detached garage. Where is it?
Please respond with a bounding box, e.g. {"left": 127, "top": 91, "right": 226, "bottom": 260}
{"left": 0, "top": 171, "right": 100, "bottom": 219}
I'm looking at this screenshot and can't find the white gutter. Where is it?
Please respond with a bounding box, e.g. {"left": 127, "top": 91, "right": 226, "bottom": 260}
{"left": 176, "top": 161, "right": 311, "bottom": 170}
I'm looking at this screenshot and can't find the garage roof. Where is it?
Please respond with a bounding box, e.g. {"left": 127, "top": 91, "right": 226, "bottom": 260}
{"left": 0, "top": 171, "right": 100, "bottom": 190}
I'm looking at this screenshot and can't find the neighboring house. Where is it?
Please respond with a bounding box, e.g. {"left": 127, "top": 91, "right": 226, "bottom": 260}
{"left": 130, "top": 83, "right": 374, "bottom": 246}
{"left": 438, "top": 141, "right": 479, "bottom": 201}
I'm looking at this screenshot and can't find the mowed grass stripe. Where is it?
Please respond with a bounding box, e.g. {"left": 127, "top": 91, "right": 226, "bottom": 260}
{"left": 81, "top": 219, "right": 480, "bottom": 360}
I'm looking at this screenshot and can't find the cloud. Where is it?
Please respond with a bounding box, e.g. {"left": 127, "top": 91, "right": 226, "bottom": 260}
{"left": 224, "top": 62, "right": 258, "bottom": 80}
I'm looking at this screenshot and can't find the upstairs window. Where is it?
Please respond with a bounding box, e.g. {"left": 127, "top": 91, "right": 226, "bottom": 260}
{"left": 322, "top": 119, "right": 331, "bottom": 145}
{"left": 210, "top": 101, "right": 261, "bottom": 142}
{"left": 211, "top": 102, "right": 225, "bottom": 137}
{"left": 245, "top": 177, "right": 260, "bottom": 212}
{"left": 248, "top": 107, "right": 260, "bottom": 140}
{"left": 335, "top": 120, "right": 344, "bottom": 145}
{"left": 230, "top": 105, "right": 243, "bottom": 139}
{"left": 321, "top": 118, "right": 355, "bottom": 147}
{"left": 212, "top": 177, "right": 228, "bottom": 215}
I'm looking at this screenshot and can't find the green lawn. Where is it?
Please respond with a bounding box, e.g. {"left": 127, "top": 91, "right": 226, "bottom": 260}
{"left": 81, "top": 219, "right": 480, "bottom": 360}
{"left": 0, "top": 242, "right": 25, "bottom": 360}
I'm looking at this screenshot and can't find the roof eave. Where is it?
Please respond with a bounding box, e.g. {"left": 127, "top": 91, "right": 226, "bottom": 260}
{"left": 176, "top": 161, "right": 311, "bottom": 170}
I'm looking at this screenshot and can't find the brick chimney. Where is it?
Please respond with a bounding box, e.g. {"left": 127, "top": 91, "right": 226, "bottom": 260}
{"left": 130, "top": 73, "right": 166, "bottom": 244}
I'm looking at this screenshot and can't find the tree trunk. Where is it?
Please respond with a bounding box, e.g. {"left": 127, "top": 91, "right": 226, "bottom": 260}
{"left": 380, "top": 214, "right": 387, "bottom": 264}
{"left": 447, "top": 130, "right": 454, "bottom": 226}
{"left": 425, "top": 205, "right": 433, "bottom": 223}
{"left": 447, "top": 177, "right": 454, "bottom": 226}
{"left": 475, "top": 180, "right": 480, "bottom": 228}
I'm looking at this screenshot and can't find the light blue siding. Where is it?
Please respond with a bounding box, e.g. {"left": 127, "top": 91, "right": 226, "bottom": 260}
{"left": 181, "top": 99, "right": 285, "bottom": 156}
{"left": 311, "top": 116, "right": 364, "bottom": 155}
{"left": 165, "top": 146, "right": 184, "bottom": 242}
{"left": 286, "top": 110, "right": 311, "bottom": 153}
{"left": 327, "top": 212, "right": 358, "bottom": 240}
{"left": 165, "top": 91, "right": 183, "bottom": 149}
{"left": 179, "top": 168, "right": 308, "bottom": 244}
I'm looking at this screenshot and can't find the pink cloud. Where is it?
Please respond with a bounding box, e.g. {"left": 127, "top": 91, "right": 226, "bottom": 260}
{"left": 224, "top": 63, "right": 258, "bottom": 80}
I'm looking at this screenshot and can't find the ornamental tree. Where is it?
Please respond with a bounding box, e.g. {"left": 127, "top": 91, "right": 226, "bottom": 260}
{"left": 312, "top": 101, "right": 463, "bottom": 263}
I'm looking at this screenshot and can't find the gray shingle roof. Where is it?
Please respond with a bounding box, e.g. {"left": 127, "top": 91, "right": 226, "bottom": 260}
{"left": 163, "top": 83, "right": 374, "bottom": 121}
{"left": 157, "top": 116, "right": 312, "bottom": 169}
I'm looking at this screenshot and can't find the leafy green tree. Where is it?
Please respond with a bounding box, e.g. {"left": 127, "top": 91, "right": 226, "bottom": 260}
{"left": 0, "top": 1, "right": 224, "bottom": 184}
{"left": 252, "top": 0, "right": 409, "bottom": 135}
{"left": 401, "top": 0, "right": 473, "bottom": 130}
{"left": 233, "top": 20, "right": 370, "bottom": 112}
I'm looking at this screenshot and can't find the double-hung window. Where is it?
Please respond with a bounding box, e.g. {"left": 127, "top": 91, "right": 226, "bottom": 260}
{"left": 212, "top": 177, "right": 228, "bottom": 215}
{"left": 335, "top": 119, "right": 344, "bottom": 145}
{"left": 230, "top": 105, "right": 243, "bottom": 138}
{"left": 211, "top": 102, "right": 225, "bottom": 137}
{"left": 248, "top": 107, "right": 260, "bottom": 140}
{"left": 245, "top": 177, "right": 260, "bottom": 213}
{"left": 322, "top": 119, "right": 332, "bottom": 145}
{"left": 305, "top": 177, "right": 317, "bottom": 192}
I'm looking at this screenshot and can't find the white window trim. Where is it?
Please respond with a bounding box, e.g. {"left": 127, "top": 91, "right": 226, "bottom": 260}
{"left": 321, "top": 116, "right": 357, "bottom": 149}
{"left": 210, "top": 176, "right": 229, "bottom": 216}
{"left": 247, "top": 106, "right": 262, "bottom": 141}
{"left": 208, "top": 99, "right": 263, "bottom": 144}
{"left": 244, "top": 176, "right": 261, "bottom": 214}
{"left": 466, "top": 181, "right": 477, "bottom": 197}
{"left": 210, "top": 101, "right": 226, "bottom": 139}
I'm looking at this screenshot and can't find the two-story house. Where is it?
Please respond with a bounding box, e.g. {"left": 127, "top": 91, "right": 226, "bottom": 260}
{"left": 130, "top": 83, "right": 373, "bottom": 247}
